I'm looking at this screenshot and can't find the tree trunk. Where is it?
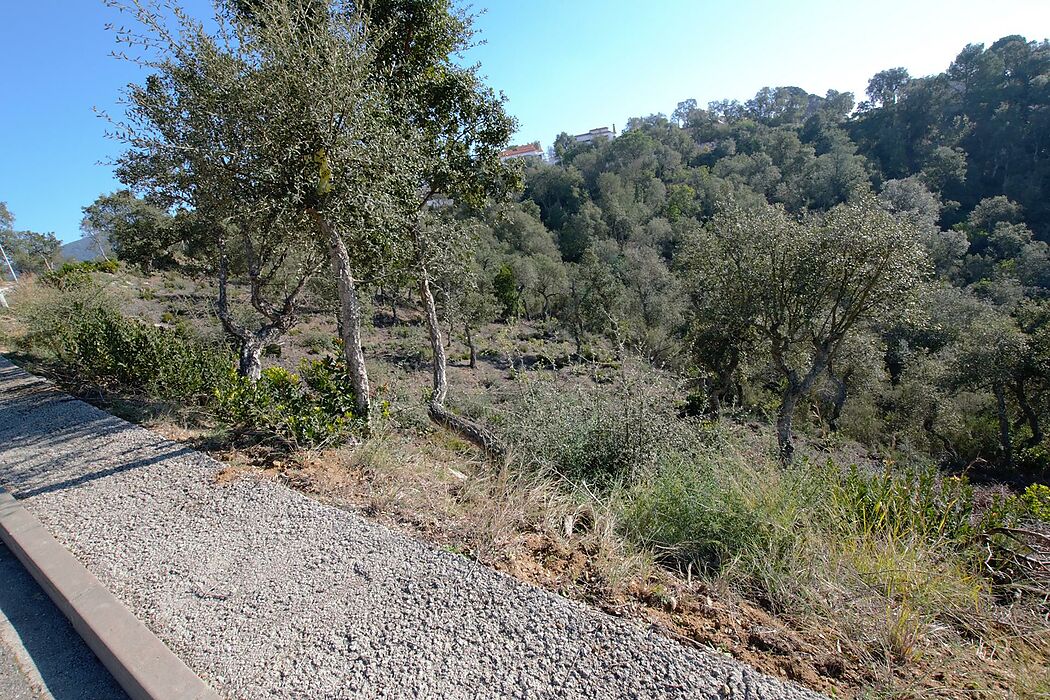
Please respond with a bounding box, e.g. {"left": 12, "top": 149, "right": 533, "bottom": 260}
{"left": 828, "top": 370, "right": 849, "bottom": 432}
{"left": 215, "top": 250, "right": 256, "bottom": 382}
{"left": 93, "top": 234, "right": 111, "bottom": 262}
{"left": 321, "top": 217, "right": 371, "bottom": 422}
{"left": 994, "top": 382, "right": 1013, "bottom": 469}
{"left": 466, "top": 323, "right": 477, "bottom": 369}
{"left": 772, "top": 345, "right": 829, "bottom": 464}
{"left": 1014, "top": 378, "right": 1044, "bottom": 449}
{"left": 419, "top": 269, "right": 448, "bottom": 406}
{"left": 238, "top": 337, "right": 264, "bottom": 382}
{"left": 709, "top": 348, "right": 740, "bottom": 414}
{"left": 519, "top": 287, "right": 530, "bottom": 321}
{"left": 419, "top": 264, "right": 503, "bottom": 458}
{"left": 777, "top": 388, "right": 799, "bottom": 463}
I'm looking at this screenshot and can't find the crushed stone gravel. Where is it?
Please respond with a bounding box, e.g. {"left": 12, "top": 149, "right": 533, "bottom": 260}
{"left": 0, "top": 358, "right": 826, "bottom": 700}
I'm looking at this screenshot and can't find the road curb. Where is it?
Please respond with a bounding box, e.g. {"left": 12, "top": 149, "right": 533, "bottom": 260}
{"left": 0, "top": 487, "right": 221, "bottom": 700}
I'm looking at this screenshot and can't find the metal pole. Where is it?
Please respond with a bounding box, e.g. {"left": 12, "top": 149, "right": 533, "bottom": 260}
{"left": 0, "top": 242, "right": 16, "bottom": 282}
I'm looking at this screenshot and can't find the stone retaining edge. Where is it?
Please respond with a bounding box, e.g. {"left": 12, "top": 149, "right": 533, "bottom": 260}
{"left": 0, "top": 487, "right": 221, "bottom": 700}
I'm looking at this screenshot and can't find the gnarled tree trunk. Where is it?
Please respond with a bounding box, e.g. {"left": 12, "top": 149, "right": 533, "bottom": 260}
{"left": 215, "top": 238, "right": 315, "bottom": 383}
{"left": 773, "top": 344, "right": 830, "bottom": 463}
{"left": 316, "top": 215, "right": 371, "bottom": 422}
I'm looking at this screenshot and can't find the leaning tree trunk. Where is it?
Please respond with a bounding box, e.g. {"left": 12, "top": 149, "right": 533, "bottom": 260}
{"left": 993, "top": 382, "right": 1013, "bottom": 469}
{"left": 419, "top": 266, "right": 503, "bottom": 458}
{"left": 319, "top": 217, "right": 371, "bottom": 423}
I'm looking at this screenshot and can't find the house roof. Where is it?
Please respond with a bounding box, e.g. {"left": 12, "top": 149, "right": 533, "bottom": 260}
{"left": 500, "top": 144, "right": 543, "bottom": 158}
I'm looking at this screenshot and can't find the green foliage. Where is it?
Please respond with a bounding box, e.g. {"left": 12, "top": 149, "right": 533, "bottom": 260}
{"left": 492, "top": 263, "right": 519, "bottom": 319}
{"left": 0, "top": 202, "right": 61, "bottom": 276}
{"left": 499, "top": 366, "right": 692, "bottom": 486}
{"left": 830, "top": 464, "right": 1017, "bottom": 544}
{"left": 41, "top": 260, "right": 119, "bottom": 289}
{"left": 621, "top": 445, "right": 1035, "bottom": 618}
{"left": 80, "top": 190, "right": 179, "bottom": 272}
{"left": 215, "top": 357, "right": 361, "bottom": 448}
{"left": 71, "top": 309, "right": 231, "bottom": 404}
{"left": 1021, "top": 483, "right": 1050, "bottom": 522}
{"left": 19, "top": 281, "right": 229, "bottom": 405}
{"left": 14, "top": 281, "right": 360, "bottom": 448}
{"left": 622, "top": 449, "right": 812, "bottom": 588}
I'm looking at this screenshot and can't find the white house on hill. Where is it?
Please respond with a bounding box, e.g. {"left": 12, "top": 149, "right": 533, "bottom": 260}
{"left": 575, "top": 126, "right": 616, "bottom": 145}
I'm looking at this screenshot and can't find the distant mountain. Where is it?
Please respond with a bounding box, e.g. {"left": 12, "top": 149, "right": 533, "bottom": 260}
{"left": 60, "top": 234, "right": 110, "bottom": 262}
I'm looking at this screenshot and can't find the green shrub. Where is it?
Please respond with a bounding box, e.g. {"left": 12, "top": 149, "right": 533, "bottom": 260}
{"left": 829, "top": 464, "right": 995, "bottom": 545}
{"left": 215, "top": 356, "right": 361, "bottom": 448}
{"left": 622, "top": 443, "right": 1035, "bottom": 616}
{"left": 499, "top": 365, "right": 694, "bottom": 486}
{"left": 41, "top": 260, "right": 118, "bottom": 288}
{"left": 621, "top": 445, "right": 818, "bottom": 603}
{"left": 17, "top": 282, "right": 361, "bottom": 449}
{"left": 15, "top": 277, "right": 114, "bottom": 355}
{"left": 16, "top": 278, "right": 230, "bottom": 404}
{"left": 65, "top": 305, "right": 232, "bottom": 404}
{"left": 1021, "top": 483, "right": 1050, "bottom": 521}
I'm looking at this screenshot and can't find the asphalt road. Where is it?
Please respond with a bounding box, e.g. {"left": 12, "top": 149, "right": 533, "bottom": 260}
{"left": 0, "top": 542, "right": 128, "bottom": 700}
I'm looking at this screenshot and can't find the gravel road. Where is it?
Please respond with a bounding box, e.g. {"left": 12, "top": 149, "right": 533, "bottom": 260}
{"left": 0, "top": 357, "right": 825, "bottom": 700}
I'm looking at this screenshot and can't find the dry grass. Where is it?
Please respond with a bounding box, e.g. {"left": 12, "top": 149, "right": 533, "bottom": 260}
{"left": 3, "top": 270, "right": 1048, "bottom": 699}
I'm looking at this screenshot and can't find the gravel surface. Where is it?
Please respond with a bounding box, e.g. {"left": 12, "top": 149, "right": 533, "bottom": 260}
{"left": 0, "top": 542, "right": 129, "bottom": 700}
{"left": 0, "top": 358, "right": 825, "bottom": 700}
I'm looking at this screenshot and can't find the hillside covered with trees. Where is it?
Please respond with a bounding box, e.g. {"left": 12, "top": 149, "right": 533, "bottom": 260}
{"left": 466, "top": 35, "right": 1050, "bottom": 475}
{"left": 1, "top": 4, "right": 1048, "bottom": 698}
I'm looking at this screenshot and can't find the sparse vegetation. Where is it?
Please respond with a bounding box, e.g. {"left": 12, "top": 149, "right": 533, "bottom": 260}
{"left": 2, "top": 2, "right": 1049, "bottom": 698}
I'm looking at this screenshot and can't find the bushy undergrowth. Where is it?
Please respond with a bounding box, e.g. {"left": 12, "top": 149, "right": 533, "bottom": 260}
{"left": 41, "top": 259, "right": 119, "bottom": 288}
{"left": 11, "top": 280, "right": 358, "bottom": 449}
{"left": 498, "top": 367, "right": 1049, "bottom": 694}
{"left": 17, "top": 280, "right": 229, "bottom": 404}
{"left": 498, "top": 363, "right": 699, "bottom": 486}
{"left": 622, "top": 445, "right": 817, "bottom": 598}
{"left": 215, "top": 358, "right": 361, "bottom": 449}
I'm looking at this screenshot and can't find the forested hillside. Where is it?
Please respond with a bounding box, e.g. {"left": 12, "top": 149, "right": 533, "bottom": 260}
{"left": 455, "top": 35, "right": 1049, "bottom": 476}
{"left": 2, "top": 6, "right": 1048, "bottom": 697}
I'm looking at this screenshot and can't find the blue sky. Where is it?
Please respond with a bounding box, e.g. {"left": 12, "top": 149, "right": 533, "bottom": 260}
{"left": 2, "top": 1, "right": 1048, "bottom": 242}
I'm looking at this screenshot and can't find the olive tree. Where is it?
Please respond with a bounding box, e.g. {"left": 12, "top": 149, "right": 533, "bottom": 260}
{"left": 352, "top": 0, "right": 517, "bottom": 446}
{"left": 686, "top": 196, "right": 928, "bottom": 460}
{"left": 108, "top": 0, "right": 420, "bottom": 398}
